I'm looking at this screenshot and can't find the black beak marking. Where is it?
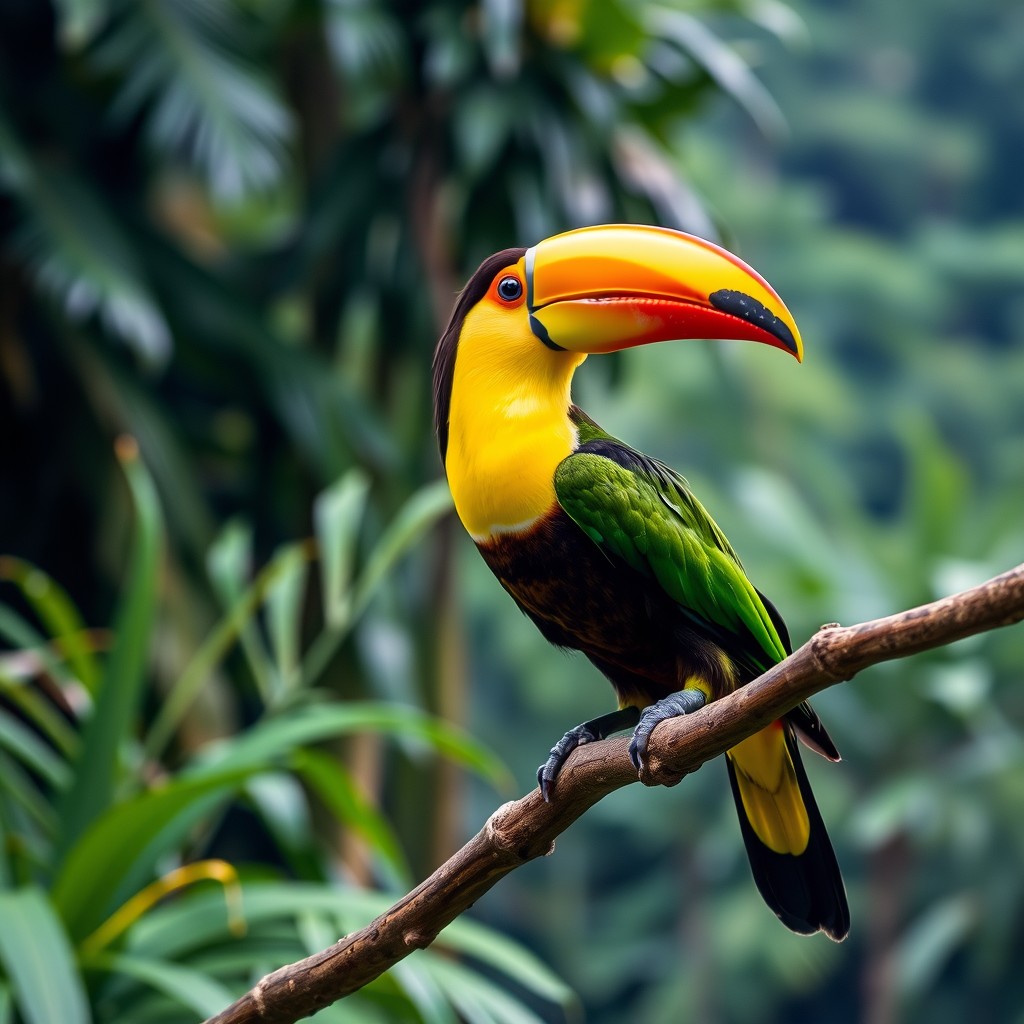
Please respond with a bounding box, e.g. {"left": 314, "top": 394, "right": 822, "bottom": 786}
{"left": 709, "top": 289, "right": 798, "bottom": 354}
{"left": 524, "top": 246, "right": 566, "bottom": 351}
{"left": 529, "top": 314, "right": 566, "bottom": 351}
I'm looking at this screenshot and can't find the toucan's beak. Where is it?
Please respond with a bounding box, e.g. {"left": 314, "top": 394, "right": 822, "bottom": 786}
{"left": 525, "top": 223, "right": 803, "bottom": 362}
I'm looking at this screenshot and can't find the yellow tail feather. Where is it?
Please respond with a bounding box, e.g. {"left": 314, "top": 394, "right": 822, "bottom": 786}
{"left": 727, "top": 724, "right": 810, "bottom": 855}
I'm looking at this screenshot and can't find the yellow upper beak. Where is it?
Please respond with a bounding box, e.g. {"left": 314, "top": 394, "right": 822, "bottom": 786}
{"left": 525, "top": 223, "right": 803, "bottom": 362}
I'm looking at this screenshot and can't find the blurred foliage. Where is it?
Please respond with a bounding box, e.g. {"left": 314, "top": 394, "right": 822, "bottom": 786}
{"left": 1, "top": 0, "right": 1023, "bottom": 1021}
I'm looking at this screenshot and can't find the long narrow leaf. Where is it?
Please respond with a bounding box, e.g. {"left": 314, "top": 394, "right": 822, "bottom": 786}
{"left": 207, "top": 520, "right": 274, "bottom": 701}
{"left": 350, "top": 480, "right": 454, "bottom": 624}
{"left": 0, "top": 605, "right": 79, "bottom": 691}
{"left": 187, "top": 701, "right": 511, "bottom": 792}
{"left": 265, "top": 543, "right": 309, "bottom": 698}
{"left": 55, "top": 438, "right": 162, "bottom": 863}
{"left": 313, "top": 469, "right": 371, "bottom": 629}
{"left": 0, "top": 708, "right": 70, "bottom": 788}
{"left": 144, "top": 538, "right": 314, "bottom": 760}
{"left": 88, "top": 951, "right": 236, "bottom": 1017}
{"left": 302, "top": 480, "right": 453, "bottom": 685}
{"left": 293, "top": 747, "right": 410, "bottom": 886}
{"left": 425, "top": 956, "right": 550, "bottom": 1024}
{"left": 0, "top": 674, "right": 79, "bottom": 757}
{"left": 648, "top": 8, "right": 787, "bottom": 138}
{"left": 433, "top": 918, "right": 577, "bottom": 1008}
{"left": 0, "top": 557, "right": 99, "bottom": 693}
{"left": 51, "top": 768, "right": 251, "bottom": 941}
{"left": 0, "top": 749, "right": 57, "bottom": 838}
{"left": 0, "top": 887, "right": 90, "bottom": 1024}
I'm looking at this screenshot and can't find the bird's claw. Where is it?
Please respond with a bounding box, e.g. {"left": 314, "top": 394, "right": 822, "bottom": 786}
{"left": 537, "top": 707, "right": 643, "bottom": 801}
{"left": 628, "top": 689, "right": 708, "bottom": 778}
{"left": 537, "top": 722, "right": 600, "bottom": 801}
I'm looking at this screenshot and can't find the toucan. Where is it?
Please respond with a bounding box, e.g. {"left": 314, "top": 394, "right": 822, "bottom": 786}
{"left": 432, "top": 223, "right": 849, "bottom": 940}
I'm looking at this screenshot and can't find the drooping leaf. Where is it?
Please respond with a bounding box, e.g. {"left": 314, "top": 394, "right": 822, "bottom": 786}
{"left": 431, "top": 916, "right": 577, "bottom": 1009}
{"left": 188, "top": 701, "right": 512, "bottom": 793}
{"left": 0, "top": 708, "right": 70, "bottom": 789}
{"left": 51, "top": 768, "right": 251, "bottom": 941}
{"left": 648, "top": 7, "right": 787, "bottom": 139}
{"left": 0, "top": 887, "right": 90, "bottom": 1024}
{"left": 293, "top": 747, "right": 410, "bottom": 886}
{"left": 0, "top": 557, "right": 99, "bottom": 694}
{"left": 88, "top": 951, "right": 237, "bottom": 1017}
{"left": 423, "top": 956, "right": 552, "bottom": 1024}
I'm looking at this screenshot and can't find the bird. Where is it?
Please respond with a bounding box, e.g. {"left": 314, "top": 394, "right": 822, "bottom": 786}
{"left": 432, "top": 223, "right": 849, "bottom": 940}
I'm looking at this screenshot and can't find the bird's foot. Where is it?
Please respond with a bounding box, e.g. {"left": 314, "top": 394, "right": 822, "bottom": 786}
{"left": 537, "top": 707, "right": 641, "bottom": 802}
{"left": 628, "top": 689, "right": 707, "bottom": 777}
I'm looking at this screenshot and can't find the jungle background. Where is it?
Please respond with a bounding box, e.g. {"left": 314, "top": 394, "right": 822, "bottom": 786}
{"left": 1, "top": 0, "right": 1023, "bottom": 1021}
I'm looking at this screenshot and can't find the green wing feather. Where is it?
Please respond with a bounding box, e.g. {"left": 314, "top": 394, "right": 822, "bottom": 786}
{"left": 554, "top": 434, "right": 787, "bottom": 675}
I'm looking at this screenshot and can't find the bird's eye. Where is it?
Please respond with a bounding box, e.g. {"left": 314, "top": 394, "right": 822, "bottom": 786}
{"left": 496, "top": 276, "right": 523, "bottom": 303}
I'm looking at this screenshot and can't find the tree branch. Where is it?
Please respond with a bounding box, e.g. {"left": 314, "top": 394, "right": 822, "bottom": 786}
{"left": 207, "top": 562, "right": 1024, "bottom": 1024}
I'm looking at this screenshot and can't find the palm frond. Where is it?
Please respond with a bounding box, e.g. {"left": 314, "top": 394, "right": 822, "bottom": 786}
{"left": 93, "top": 0, "right": 292, "bottom": 201}
{"left": 0, "top": 113, "right": 171, "bottom": 362}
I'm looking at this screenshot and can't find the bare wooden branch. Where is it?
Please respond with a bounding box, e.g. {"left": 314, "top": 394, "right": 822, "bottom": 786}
{"left": 206, "top": 562, "right": 1024, "bottom": 1024}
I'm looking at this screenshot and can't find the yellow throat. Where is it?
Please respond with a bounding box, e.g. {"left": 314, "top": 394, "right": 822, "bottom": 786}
{"left": 444, "top": 300, "right": 586, "bottom": 541}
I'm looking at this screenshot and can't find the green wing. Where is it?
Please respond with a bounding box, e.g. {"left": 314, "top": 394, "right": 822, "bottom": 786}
{"left": 554, "top": 436, "right": 788, "bottom": 675}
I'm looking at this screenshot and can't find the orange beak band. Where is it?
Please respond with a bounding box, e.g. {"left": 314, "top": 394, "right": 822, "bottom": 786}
{"left": 525, "top": 223, "right": 803, "bottom": 361}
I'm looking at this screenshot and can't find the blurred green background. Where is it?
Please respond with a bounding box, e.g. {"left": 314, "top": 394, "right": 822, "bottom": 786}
{"left": 1, "top": 0, "right": 1023, "bottom": 1021}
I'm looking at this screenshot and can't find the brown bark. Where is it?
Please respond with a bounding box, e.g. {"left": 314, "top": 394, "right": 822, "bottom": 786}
{"left": 206, "top": 562, "right": 1024, "bottom": 1024}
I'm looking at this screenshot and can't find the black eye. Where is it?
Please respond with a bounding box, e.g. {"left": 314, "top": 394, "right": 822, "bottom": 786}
{"left": 497, "top": 276, "right": 523, "bottom": 302}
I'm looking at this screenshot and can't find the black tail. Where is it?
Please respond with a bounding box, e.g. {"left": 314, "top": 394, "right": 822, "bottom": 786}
{"left": 726, "top": 730, "right": 850, "bottom": 941}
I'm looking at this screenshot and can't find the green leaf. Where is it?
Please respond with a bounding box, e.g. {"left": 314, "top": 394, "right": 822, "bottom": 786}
{"left": 0, "top": 557, "right": 99, "bottom": 694}
{"left": 145, "top": 529, "right": 308, "bottom": 758}
{"left": 52, "top": 768, "right": 251, "bottom": 941}
{"left": 313, "top": 469, "right": 371, "bottom": 629}
{"left": 55, "top": 440, "right": 163, "bottom": 864}
{"left": 265, "top": 542, "right": 310, "bottom": 697}
{"left": 207, "top": 519, "right": 274, "bottom": 701}
{"left": 0, "top": 748, "right": 57, "bottom": 839}
{"left": 293, "top": 748, "right": 410, "bottom": 886}
{"left": 347, "top": 478, "right": 453, "bottom": 621}
{"left": 0, "top": 886, "right": 90, "bottom": 1024}
{"left": 648, "top": 8, "right": 786, "bottom": 139}
{"left": 123, "top": 878, "right": 567, "bottom": 1020}
{"left": 0, "top": 673, "right": 79, "bottom": 757}
{"left": 425, "top": 956, "right": 551, "bottom": 1024}
{"left": 0, "top": 708, "right": 69, "bottom": 789}
{"left": 88, "top": 951, "right": 236, "bottom": 1017}
{"left": 0, "top": 604, "right": 79, "bottom": 692}
{"left": 392, "top": 957, "right": 458, "bottom": 1024}
{"left": 433, "top": 918, "right": 576, "bottom": 1008}
{"left": 303, "top": 480, "right": 453, "bottom": 686}
{"left": 188, "top": 702, "right": 512, "bottom": 793}
{"left": 897, "top": 896, "right": 975, "bottom": 997}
